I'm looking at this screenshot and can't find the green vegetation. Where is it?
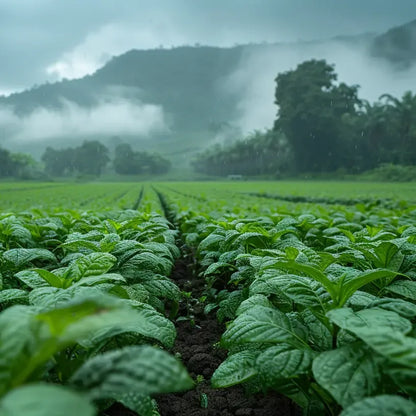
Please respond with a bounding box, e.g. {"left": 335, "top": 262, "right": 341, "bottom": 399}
{"left": 114, "top": 144, "right": 171, "bottom": 175}
{"left": 193, "top": 60, "right": 416, "bottom": 177}
{"left": 159, "top": 182, "right": 416, "bottom": 415}
{"left": 0, "top": 205, "right": 192, "bottom": 415}
{"left": 1, "top": 181, "right": 416, "bottom": 414}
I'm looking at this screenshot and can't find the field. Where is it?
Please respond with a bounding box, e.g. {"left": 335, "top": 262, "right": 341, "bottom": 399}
{"left": 1, "top": 180, "right": 416, "bottom": 416}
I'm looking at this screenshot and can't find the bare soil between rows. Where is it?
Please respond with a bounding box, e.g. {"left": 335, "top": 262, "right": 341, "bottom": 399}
{"left": 106, "top": 255, "right": 301, "bottom": 416}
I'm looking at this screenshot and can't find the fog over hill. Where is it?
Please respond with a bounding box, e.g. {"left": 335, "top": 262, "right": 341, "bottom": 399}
{"left": 0, "top": 19, "right": 415, "bottom": 164}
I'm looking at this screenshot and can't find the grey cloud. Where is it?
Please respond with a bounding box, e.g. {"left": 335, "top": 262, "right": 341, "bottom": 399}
{"left": 1, "top": 0, "right": 415, "bottom": 90}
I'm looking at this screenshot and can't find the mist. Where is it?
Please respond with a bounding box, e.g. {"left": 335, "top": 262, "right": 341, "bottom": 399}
{"left": 0, "top": 97, "right": 167, "bottom": 152}
{"left": 226, "top": 39, "right": 416, "bottom": 134}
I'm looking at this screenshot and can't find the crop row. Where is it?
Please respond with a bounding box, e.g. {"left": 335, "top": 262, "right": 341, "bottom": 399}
{"left": 0, "top": 208, "right": 192, "bottom": 415}
{"left": 160, "top": 189, "right": 416, "bottom": 416}
{"left": 2, "top": 183, "right": 416, "bottom": 416}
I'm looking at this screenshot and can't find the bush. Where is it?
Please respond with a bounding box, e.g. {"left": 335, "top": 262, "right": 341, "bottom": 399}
{"left": 363, "top": 163, "right": 416, "bottom": 182}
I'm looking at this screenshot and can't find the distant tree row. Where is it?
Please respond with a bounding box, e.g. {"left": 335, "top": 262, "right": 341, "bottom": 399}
{"left": 42, "top": 141, "right": 109, "bottom": 176}
{"left": 114, "top": 144, "right": 171, "bottom": 174}
{"left": 193, "top": 59, "right": 416, "bottom": 176}
{"left": 41, "top": 140, "right": 171, "bottom": 177}
{"left": 0, "top": 148, "right": 42, "bottom": 179}
{"left": 191, "top": 130, "right": 291, "bottom": 176}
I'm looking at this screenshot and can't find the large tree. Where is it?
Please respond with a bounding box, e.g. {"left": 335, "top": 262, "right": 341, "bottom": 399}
{"left": 0, "top": 148, "right": 17, "bottom": 177}
{"left": 379, "top": 91, "right": 416, "bottom": 165}
{"left": 274, "top": 59, "right": 361, "bottom": 172}
{"left": 113, "top": 143, "right": 171, "bottom": 175}
{"left": 73, "top": 141, "right": 109, "bottom": 175}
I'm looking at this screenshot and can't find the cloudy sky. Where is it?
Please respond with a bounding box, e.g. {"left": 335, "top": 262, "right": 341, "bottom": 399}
{"left": 1, "top": 0, "right": 415, "bottom": 95}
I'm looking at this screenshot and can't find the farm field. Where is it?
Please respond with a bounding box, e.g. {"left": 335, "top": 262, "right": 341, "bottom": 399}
{"left": 1, "top": 180, "right": 416, "bottom": 416}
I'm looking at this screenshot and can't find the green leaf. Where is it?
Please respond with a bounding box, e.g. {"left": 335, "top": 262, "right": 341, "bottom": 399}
{"left": 301, "top": 310, "right": 332, "bottom": 351}
{"left": 327, "top": 307, "right": 412, "bottom": 336}
{"left": 217, "top": 290, "right": 245, "bottom": 322}
{"left": 70, "top": 346, "right": 193, "bottom": 399}
{"left": 38, "top": 296, "right": 176, "bottom": 348}
{"left": 221, "top": 306, "right": 308, "bottom": 348}
{"left": 32, "top": 269, "right": 64, "bottom": 288}
{"left": 386, "top": 280, "right": 416, "bottom": 301}
{"left": 119, "top": 252, "right": 172, "bottom": 278}
{"left": 257, "top": 344, "right": 313, "bottom": 382}
{"left": 339, "top": 269, "right": 399, "bottom": 306}
{"left": 340, "top": 395, "right": 416, "bottom": 416}
{"left": 266, "top": 260, "right": 337, "bottom": 301}
{"left": 236, "top": 295, "right": 274, "bottom": 316}
{"left": 60, "top": 240, "right": 100, "bottom": 252}
{"left": 137, "top": 275, "right": 180, "bottom": 301}
{"left": 64, "top": 253, "right": 117, "bottom": 281}
{"left": 211, "top": 350, "right": 258, "bottom": 388}
{"left": 312, "top": 345, "right": 380, "bottom": 408}
{"left": 0, "top": 306, "right": 35, "bottom": 395}
{"left": 251, "top": 274, "right": 328, "bottom": 310}
{"left": 0, "top": 384, "right": 96, "bottom": 416}
{"left": 358, "top": 330, "right": 416, "bottom": 369}
{"left": 71, "top": 273, "right": 126, "bottom": 288}
{"left": 15, "top": 270, "right": 49, "bottom": 289}
{"left": 117, "top": 393, "right": 157, "bottom": 416}
{"left": 372, "top": 241, "right": 405, "bottom": 271}
{"left": 3, "top": 248, "right": 56, "bottom": 268}
{"left": 198, "top": 233, "right": 224, "bottom": 253}
{"left": 369, "top": 298, "right": 416, "bottom": 319}
{"left": 0, "top": 289, "right": 28, "bottom": 304}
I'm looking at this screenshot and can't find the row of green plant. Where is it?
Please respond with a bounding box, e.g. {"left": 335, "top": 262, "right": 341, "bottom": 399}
{"left": 0, "top": 208, "right": 192, "bottom": 415}
{"left": 166, "top": 191, "right": 416, "bottom": 415}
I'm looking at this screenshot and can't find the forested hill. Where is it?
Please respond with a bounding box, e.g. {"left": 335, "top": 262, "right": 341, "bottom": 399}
{"left": 0, "top": 46, "right": 244, "bottom": 130}
{"left": 0, "top": 19, "right": 415, "bottom": 161}
{"left": 371, "top": 19, "right": 416, "bottom": 68}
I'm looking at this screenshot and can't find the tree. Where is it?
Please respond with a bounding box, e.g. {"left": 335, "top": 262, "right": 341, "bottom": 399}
{"left": 73, "top": 141, "right": 109, "bottom": 175}
{"left": 42, "top": 147, "right": 76, "bottom": 176}
{"left": 0, "top": 148, "right": 17, "bottom": 177}
{"left": 379, "top": 91, "right": 416, "bottom": 165}
{"left": 113, "top": 143, "right": 171, "bottom": 175}
{"left": 274, "top": 60, "right": 361, "bottom": 172}
{"left": 113, "top": 144, "right": 137, "bottom": 174}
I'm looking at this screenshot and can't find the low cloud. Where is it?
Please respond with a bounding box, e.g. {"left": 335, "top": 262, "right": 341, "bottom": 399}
{"left": 0, "top": 97, "right": 168, "bottom": 147}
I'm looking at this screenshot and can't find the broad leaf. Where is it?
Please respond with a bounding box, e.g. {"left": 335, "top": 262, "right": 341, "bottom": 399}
{"left": 0, "top": 384, "right": 95, "bottom": 416}
{"left": 221, "top": 306, "right": 308, "bottom": 348}
{"left": 327, "top": 307, "right": 412, "bottom": 336}
{"left": 257, "top": 344, "right": 313, "bottom": 382}
{"left": 0, "top": 289, "right": 28, "bottom": 304}
{"left": 340, "top": 395, "right": 416, "bottom": 416}
{"left": 386, "top": 280, "right": 416, "bottom": 301}
{"left": 312, "top": 345, "right": 380, "bottom": 408}
{"left": 64, "top": 253, "right": 117, "bottom": 281}
{"left": 3, "top": 248, "right": 56, "bottom": 268}
{"left": 211, "top": 350, "right": 258, "bottom": 388}
{"left": 70, "top": 346, "right": 193, "bottom": 398}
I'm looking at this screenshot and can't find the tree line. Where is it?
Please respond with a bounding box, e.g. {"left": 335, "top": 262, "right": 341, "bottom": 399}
{"left": 193, "top": 59, "right": 416, "bottom": 176}
{"left": 0, "top": 141, "right": 171, "bottom": 179}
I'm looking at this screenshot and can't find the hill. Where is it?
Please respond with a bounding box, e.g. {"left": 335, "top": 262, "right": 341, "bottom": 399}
{"left": 0, "top": 19, "right": 415, "bottom": 165}
{"left": 371, "top": 19, "right": 416, "bottom": 68}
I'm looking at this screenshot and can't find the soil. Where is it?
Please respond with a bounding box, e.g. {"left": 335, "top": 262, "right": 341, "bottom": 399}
{"left": 105, "top": 253, "right": 301, "bottom": 416}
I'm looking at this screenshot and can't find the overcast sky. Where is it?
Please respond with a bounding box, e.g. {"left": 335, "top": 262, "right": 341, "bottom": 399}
{"left": 0, "top": 0, "right": 415, "bottom": 95}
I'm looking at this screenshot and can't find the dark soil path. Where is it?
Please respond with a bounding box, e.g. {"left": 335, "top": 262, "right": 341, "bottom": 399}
{"left": 156, "top": 254, "right": 301, "bottom": 416}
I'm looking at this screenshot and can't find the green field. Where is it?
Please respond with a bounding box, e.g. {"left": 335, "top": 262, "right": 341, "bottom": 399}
{"left": 1, "top": 180, "right": 416, "bottom": 415}
{"left": 1, "top": 180, "right": 415, "bottom": 211}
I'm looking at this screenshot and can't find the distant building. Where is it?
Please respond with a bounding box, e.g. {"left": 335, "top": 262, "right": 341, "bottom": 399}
{"left": 227, "top": 174, "right": 243, "bottom": 180}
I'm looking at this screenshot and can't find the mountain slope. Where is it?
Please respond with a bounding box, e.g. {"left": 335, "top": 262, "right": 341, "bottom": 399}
{"left": 0, "top": 19, "right": 415, "bottom": 163}
{"left": 371, "top": 19, "right": 416, "bottom": 68}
